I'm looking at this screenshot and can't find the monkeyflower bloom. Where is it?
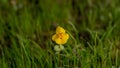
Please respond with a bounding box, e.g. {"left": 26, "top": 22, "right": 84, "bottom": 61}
{"left": 52, "top": 26, "right": 69, "bottom": 44}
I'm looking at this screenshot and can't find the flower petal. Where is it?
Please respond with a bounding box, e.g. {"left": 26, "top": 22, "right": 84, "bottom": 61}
{"left": 55, "top": 38, "right": 67, "bottom": 44}
{"left": 52, "top": 34, "right": 57, "bottom": 41}
{"left": 55, "top": 38, "right": 63, "bottom": 44}
{"left": 64, "top": 33, "right": 69, "bottom": 40}
{"left": 56, "top": 26, "right": 65, "bottom": 34}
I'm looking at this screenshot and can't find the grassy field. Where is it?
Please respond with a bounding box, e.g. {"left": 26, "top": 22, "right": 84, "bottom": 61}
{"left": 0, "top": 0, "right": 120, "bottom": 68}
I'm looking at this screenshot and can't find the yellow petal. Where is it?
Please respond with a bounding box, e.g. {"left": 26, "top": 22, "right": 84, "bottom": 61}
{"left": 55, "top": 38, "right": 67, "bottom": 44}
{"left": 64, "top": 33, "right": 69, "bottom": 40}
{"left": 52, "top": 34, "right": 57, "bottom": 41}
{"left": 55, "top": 38, "right": 63, "bottom": 44}
{"left": 56, "top": 26, "right": 65, "bottom": 34}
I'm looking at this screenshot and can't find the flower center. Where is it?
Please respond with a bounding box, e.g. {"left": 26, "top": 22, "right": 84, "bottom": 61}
{"left": 57, "top": 33, "right": 63, "bottom": 39}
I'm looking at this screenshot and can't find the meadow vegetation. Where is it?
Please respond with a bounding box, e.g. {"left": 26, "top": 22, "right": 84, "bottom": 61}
{"left": 0, "top": 0, "right": 120, "bottom": 68}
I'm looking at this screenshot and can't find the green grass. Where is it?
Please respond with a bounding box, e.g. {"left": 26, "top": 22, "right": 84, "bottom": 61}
{"left": 0, "top": 0, "right": 120, "bottom": 68}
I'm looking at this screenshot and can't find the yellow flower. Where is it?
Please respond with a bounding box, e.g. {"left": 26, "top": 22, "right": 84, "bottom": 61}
{"left": 52, "top": 26, "right": 69, "bottom": 44}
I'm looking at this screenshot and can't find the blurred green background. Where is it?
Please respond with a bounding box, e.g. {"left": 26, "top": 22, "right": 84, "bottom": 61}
{"left": 0, "top": 0, "right": 120, "bottom": 68}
